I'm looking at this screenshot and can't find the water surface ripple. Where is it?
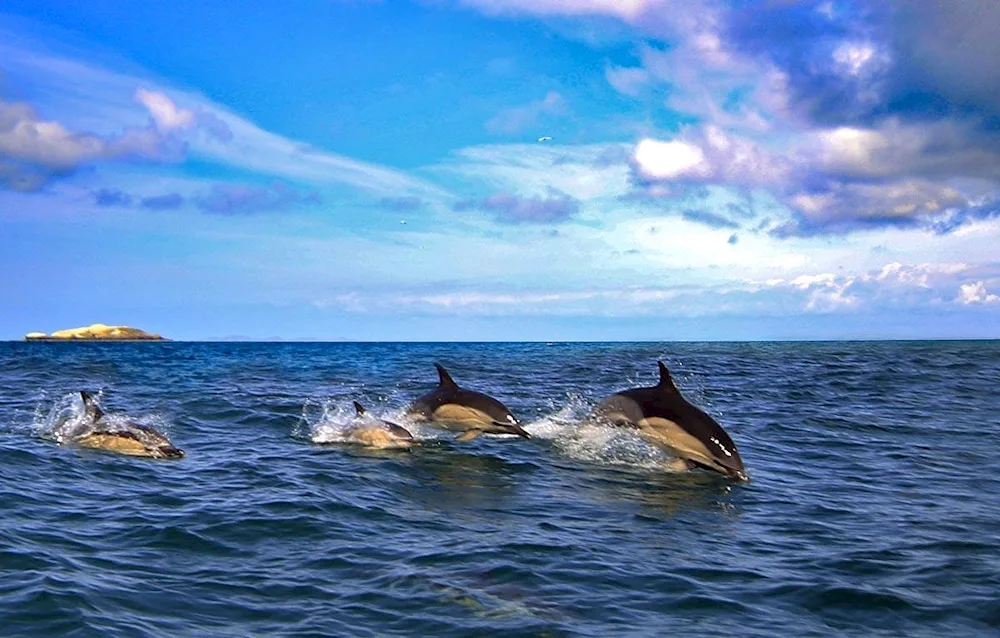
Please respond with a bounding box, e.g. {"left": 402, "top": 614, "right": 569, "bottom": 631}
{"left": 1, "top": 341, "right": 998, "bottom": 636}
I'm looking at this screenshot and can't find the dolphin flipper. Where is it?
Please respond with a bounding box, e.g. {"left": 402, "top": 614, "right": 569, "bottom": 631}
{"left": 353, "top": 401, "right": 366, "bottom": 416}
{"left": 455, "top": 430, "right": 483, "bottom": 442}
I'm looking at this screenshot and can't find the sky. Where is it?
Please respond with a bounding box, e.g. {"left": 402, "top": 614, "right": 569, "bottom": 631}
{"left": 2, "top": 0, "right": 999, "bottom": 341}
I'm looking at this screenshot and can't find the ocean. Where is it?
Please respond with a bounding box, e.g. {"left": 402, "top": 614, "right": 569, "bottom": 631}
{"left": 1, "top": 341, "right": 998, "bottom": 636}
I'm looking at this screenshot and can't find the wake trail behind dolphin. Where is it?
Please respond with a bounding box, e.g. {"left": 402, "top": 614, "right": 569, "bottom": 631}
{"left": 521, "top": 396, "right": 687, "bottom": 472}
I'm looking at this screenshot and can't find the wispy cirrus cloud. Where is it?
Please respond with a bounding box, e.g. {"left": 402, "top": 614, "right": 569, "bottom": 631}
{"left": 140, "top": 192, "right": 185, "bottom": 210}
{"left": 311, "top": 259, "right": 999, "bottom": 318}
{"left": 454, "top": 188, "right": 581, "bottom": 224}
{"left": 0, "top": 31, "right": 452, "bottom": 202}
{"left": 198, "top": 183, "right": 321, "bottom": 215}
{"left": 90, "top": 182, "right": 321, "bottom": 215}
{"left": 485, "top": 91, "right": 567, "bottom": 136}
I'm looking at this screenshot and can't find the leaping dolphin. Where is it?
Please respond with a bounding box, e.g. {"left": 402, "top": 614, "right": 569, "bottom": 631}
{"left": 592, "top": 361, "right": 747, "bottom": 481}
{"left": 345, "top": 401, "right": 416, "bottom": 449}
{"left": 406, "top": 363, "right": 530, "bottom": 441}
{"left": 73, "top": 392, "right": 184, "bottom": 459}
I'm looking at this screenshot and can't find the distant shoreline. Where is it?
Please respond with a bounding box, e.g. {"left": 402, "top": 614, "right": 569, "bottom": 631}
{"left": 23, "top": 323, "right": 168, "bottom": 342}
{"left": 22, "top": 337, "right": 172, "bottom": 342}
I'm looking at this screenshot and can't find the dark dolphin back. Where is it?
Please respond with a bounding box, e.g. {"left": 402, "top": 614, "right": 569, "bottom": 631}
{"left": 413, "top": 362, "right": 476, "bottom": 411}
{"left": 436, "top": 362, "right": 519, "bottom": 425}
{"left": 407, "top": 363, "right": 460, "bottom": 417}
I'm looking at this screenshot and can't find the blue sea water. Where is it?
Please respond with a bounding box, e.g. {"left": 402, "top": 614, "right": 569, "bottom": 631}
{"left": 1, "top": 340, "right": 999, "bottom": 637}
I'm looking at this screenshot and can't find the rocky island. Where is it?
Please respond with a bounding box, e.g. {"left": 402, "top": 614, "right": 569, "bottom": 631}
{"left": 24, "top": 324, "right": 169, "bottom": 341}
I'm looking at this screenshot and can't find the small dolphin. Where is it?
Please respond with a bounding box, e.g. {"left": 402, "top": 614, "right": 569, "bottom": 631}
{"left": 345, "top": 401, "right": 416, "bottom": 449}
{"left": 406, "top": 363, "right": 530, "bottom": 442}
{"left": 73, "top": 392, "right": 184, "bottom": 459}
{"left": 592, "top": 361, "right": 747, "bottom": 481}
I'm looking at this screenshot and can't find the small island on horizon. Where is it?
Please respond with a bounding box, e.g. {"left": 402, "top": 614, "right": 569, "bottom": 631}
{"left": 24, "top": 324, "right": 169, "bottom": 342}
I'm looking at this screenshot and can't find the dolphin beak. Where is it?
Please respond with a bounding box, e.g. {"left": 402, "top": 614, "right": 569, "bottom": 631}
{"left": 498, "top": 421, "right": 531, "bottom": 439}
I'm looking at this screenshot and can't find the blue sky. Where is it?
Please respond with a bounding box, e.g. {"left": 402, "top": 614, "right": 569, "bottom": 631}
{"left": 2, "top": 1, "right": 999, "bottom": 340}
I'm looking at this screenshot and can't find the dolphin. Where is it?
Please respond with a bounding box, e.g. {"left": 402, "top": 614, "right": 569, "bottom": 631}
{"left": 592, "top": 361, "right": 747, "bottom": 481}
{"left": 406, "top": 363, "right": 530, "bottom": 441}
{"left": 344, "top": 401, "right": 416, "bottom": 449}
{"left": 73, "top": 392, "right": 184, "bottom": 459}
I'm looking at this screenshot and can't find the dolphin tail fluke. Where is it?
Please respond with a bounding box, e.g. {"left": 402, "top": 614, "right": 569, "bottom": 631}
{"left": 455, "top": 430, "right": 482, "bottom": 442}
{"left": 353, "top": 401, "right": 366, "bottom": 416}
{"left": 434, "top": 363, "right": 458, "bottom": 389}
{"left": 80, "top": 391, "right": 104, "bottom": 421}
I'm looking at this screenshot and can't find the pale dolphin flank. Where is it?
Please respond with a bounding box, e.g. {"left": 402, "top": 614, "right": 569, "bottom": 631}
{"left": 406, "top": 363, "right": 530, "bottom": 442}
{"left": 344, "top": 401, "right": 416, "bottom": 449}
{"left": 74, "top": 392, "right": 184, "bottom": 459}
{"left": 592, "top": 361, "right": 747, "bottom": 481}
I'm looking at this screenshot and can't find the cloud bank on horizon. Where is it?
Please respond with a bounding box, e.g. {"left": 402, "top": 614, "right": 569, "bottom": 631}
{"left": 1, "top": 1, "right": 998, "bottom": 339}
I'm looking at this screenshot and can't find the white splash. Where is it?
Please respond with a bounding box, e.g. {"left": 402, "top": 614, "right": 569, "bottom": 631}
{"left": 522, "top": 396, "right": 684, "bottom": 472}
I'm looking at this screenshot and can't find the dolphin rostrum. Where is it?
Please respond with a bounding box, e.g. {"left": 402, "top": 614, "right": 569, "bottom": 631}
{"left": 73, "top": 391, "right": 184, "bottom": 459}
{"left": 345, "top": 401, "right": 416, "bottom": 449}
{"left": 592, "top": 361, "right": 747, "bottom": 480}
{"left": 406, "top": 363, "right": 530, "bottom": 441}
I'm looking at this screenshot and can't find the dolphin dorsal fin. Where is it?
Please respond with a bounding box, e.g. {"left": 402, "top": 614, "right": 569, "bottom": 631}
{"left": 657, "top": 361, "right": 680, "bottom": 393}
{"left": 435, "top": 363, "right": 458, "bottom": 389}
{"left": 80, "top": 391, "right": 105, "bottom": 420}
{"left": 353, "top": 401, "right": 366, "bottom": 416}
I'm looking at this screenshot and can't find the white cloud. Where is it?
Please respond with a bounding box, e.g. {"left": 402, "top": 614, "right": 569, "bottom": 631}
{"left": 832, "top": 41, "right": 883, "bottom": 78}
{"left": 632, "top": 126, "right": 787, "bottom": 187}
{"left": 0, "top": 99, "right": 105, "bottom": 169}
{"left": 135, "top": 88, "right": 196, "bottom": 132}
{"left": 459, "top": 0, "right": 652, "bottom": 21}
{"left": 604, "top": 65, "right": 649, "bottom": 97}
{"left": 632, "top": 139, "right": 708, "bottom": 180}
{"left": 957, "top": 281, "right": 999, "bottom": 305}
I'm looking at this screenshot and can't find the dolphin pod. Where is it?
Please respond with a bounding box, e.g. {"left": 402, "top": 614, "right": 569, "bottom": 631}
{"left": 49, "top": 360, "right": 748, "bottom": 480}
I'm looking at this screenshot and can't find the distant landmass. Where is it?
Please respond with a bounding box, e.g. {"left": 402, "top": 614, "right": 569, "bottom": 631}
{"left": 24, "top": 324, "right": 169, "bottom": 341}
